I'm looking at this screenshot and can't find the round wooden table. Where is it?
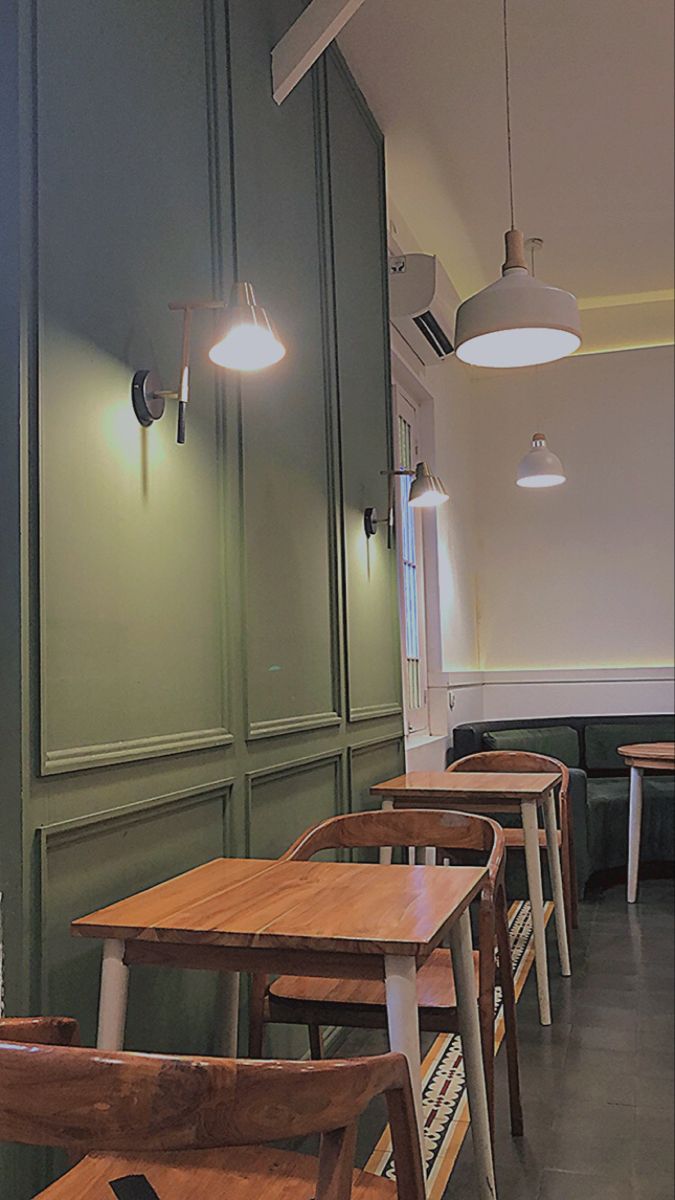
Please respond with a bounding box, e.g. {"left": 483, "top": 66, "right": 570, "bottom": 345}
{"left": 617, "top": 742, "right": 675, "bottom": 902}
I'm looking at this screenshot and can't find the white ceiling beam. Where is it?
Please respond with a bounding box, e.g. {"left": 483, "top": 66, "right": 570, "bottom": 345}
{"left": 272, "top": 0, "right": 368, "bottom": 105}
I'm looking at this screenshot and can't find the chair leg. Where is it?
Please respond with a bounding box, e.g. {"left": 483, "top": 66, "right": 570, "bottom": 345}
{"left": 477, "top": 900, "right": 496, "bottom": 1146}
{"left": 248, "top": 973, "right": 267, "bottom": 1058}
{"left": 316, "top": 1122, "right": 358, "bottom": 1200}
{"left": 496, "top": 895, "right": 524, "bottom": 1137}
{"left": 561, "top": 834, "right": 575, "bottom": 941}
{"left": 570, "top": 851, "right": 579, "bottom": 929}
{"left": 308, "top": 1024, "right": 324, "bottom": 1060}
{"left": 567, "top": 821, "right": 580, "bottom": 929}
{"left": 478, "top": 990, "right": 495, "bottom": 1146}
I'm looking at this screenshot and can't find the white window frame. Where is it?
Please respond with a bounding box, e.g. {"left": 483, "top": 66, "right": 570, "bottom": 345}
{"left": 393, "top": 382, "right": 429, "bottom": 735}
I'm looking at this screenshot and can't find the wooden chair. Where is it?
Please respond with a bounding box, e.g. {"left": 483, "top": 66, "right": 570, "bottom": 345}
{"left": 0, "top": 1041, "right": 424, "bottom": 1200}
{"left": 0, "top": 1016, "right": 80, "bottom": 1046}
{"left": 249, "top": 808, "right": 523, "bottom": 1141}
{"left": 447, "top": 751, "right": 579, "bottom": 932}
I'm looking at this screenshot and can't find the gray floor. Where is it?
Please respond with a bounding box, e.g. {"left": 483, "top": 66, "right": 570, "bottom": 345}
{"left": 342, "top": 878, "right": 674, "bottom": 1199}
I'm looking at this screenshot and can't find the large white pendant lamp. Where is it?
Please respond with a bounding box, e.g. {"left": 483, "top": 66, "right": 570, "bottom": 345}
{"left": 454, "top": 0, "right": 582, "bottom": 368}
{"left": 516, "top": 433, "right": 566, "bottom": 488}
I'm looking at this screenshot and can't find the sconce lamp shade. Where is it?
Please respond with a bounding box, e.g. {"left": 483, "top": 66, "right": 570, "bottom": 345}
{"left": 209, "top": 281, "right": 286, "bottom": 372}
{"left": 408, "top": 461, "right": 449, "bottom": 508}
{"left": 454, "top": 231, "right": 582, "bottom": 368}
{"left": 516, "top": 433, "right": 566, "bottom": 488}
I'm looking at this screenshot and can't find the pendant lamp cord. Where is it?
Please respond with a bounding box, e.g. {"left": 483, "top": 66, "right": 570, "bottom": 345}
{"left": 224, "top": 2, "right": 239, "bottom": 279}
{"left": 502, "top": 0, "right": 516, "bottom": 229}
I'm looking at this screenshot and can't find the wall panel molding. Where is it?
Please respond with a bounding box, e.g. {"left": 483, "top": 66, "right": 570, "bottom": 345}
{"left": 325, "top": 49, "right": 403, "bottom": 727}
{"left": 38, "top": 776, "right": 232, "bottom": 1046}
{"left": 248, "top": 711, "right": 341, "bottom": 741}
{"left": 245, "top": 748, "right": 345, "bottom": 856}
{"left": 234, "top": 4, "right": 343, "bottom": 744}
{"left": 347, "top": 733, "right": 404, "bottom": 822}
{"left": 347, "top": 732, "right": 405, "bottom": 760}
{"left": 348, "top": 703, "right": 403, "bottom": 723}
{"left": 37, "top": 0, "right": 233, "bottom": 777}
{"left": 38, "top": 777, "right": 233, "bottom": 856}
{"left": 42, "top": 727, "right": 234, "bottom": 775}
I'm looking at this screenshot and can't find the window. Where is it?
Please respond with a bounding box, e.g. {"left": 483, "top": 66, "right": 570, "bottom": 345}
{"left": 394, "top": 386, "right": 428, "bottom": 734}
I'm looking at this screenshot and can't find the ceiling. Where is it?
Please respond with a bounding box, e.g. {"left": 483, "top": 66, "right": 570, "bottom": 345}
{"left": 339, "top": 0, "right": 674, "bottom": 316}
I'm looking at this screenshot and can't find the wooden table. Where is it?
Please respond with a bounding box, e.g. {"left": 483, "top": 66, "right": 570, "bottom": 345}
{"left": 618, "top": 742, "right": 675, "bottom": 903}
{"left": 72, "top": 856, "right": 496, "bottom": 1199}
{"left": 371, "top": 770, "right": 570, "bottom": 1027}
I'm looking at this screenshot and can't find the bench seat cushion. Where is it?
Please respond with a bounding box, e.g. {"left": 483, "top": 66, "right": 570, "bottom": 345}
{"left": 482, "top": 724, "right": 580, "bottom": 768}
{"left": 586, "top": 776, "right": 675, "bottom": 873}
{"left": 585, "top": 719, "right": 675, "bottom": 771}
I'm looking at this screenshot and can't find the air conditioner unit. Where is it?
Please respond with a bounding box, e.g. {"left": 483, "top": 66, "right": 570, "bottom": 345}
{"left": 388, "top": 253, "right": 456, "bottom": 366}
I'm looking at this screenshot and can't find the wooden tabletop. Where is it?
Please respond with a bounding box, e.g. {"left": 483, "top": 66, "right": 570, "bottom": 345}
{"left": 71, "top": 857, "right": 487, "bottom": 959}
{"left": 618, "top": 742, "right": 675, "bottom": 770}
{"left": 370, "top": 770, "right": 561, "bottom": 803}
{"left": 36, "top": 1146, "right": 396, "bottom": 1198}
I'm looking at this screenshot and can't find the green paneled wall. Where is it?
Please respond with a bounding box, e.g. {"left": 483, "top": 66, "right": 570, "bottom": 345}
{"left": 0, "top": 2, "right": 403, "bottom": 1194}
{"left": 326, "top": 56, "right": 403, "bottom": 723}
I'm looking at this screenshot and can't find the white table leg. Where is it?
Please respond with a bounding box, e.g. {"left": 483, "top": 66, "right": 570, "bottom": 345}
{"left": 627, "top": 766, "right": 643, "bottom": 903}
{"left": 521, "top": 800, "right": 552, "bottom": 1026}
{"left": 218, "top": 971, "right": 241, "bottom": 1057}
{"left": 379, "top": 799, "right": 394, "bottom": 865}
{"left": 384, "top": 954, "right": 425, "bottom": 1165}
{"left": 543, "top": 790, "right": 571, "bottom": 977}
{"left": 96, "top": 939, "right": 129, "bottom": 1050}
{"left": 448, "top": 908, "right": 497, "bottom": 1200}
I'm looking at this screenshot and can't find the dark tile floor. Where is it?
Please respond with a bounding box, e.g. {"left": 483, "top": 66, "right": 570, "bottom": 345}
{"left": 344, "top": 878, "right": 674, "bottom": 1199}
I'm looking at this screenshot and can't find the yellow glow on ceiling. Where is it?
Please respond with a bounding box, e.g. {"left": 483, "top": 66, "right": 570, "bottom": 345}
{"left": 574, "top": 337, "right": 675, "bottom": 357}
{"left": 578, "top": 289, "right": 675, "bottom": 311}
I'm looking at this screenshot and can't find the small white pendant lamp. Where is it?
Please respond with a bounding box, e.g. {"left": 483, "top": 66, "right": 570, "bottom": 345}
{"left": 454, "top": 0, "right": 582, "bottom": 369}
{"left": 516, "top": 433, "right": 566, "bottom": 488}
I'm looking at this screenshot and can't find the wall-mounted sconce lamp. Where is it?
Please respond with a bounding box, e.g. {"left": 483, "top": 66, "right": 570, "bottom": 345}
{"left": 132, "top": 282, "right": 285, "bottom": 444}
{"left": 364, "top": 462, "right": 449, "bottom": 547}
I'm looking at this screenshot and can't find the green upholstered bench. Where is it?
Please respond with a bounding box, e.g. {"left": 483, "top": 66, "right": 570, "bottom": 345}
{"left": 450, "top": 715, "right": 675, "bottom": 897}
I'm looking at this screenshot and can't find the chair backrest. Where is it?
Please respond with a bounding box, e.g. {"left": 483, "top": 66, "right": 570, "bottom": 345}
{"left": 0, "top": 1016, "right": 80, "bottom": 1047}
{"left": 0, "top": 1044, "right": 424, "bottom": 1199}
{"left": 447, "top": 749, "right": 569, "bottom": 798}
{"left": 282, "top": 807, "right": 504, "bottom": 875}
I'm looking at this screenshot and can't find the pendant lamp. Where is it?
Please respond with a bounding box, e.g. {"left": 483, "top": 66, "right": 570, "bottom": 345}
{"left": 454, "top": 0, "right": 582, "bottom": 368}
{"left": 516, "top": 433, "right": 566, "bottom": 488}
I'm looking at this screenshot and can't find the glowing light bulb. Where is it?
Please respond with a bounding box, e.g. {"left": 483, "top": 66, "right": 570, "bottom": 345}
{"left": 209, "top": 282, "right": 286, "bottom": 372}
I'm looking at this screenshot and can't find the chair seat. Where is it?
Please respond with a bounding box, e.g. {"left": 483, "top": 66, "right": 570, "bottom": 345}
{"left": 269, "top": 947, "right": 480, "bottom": 1014}
{"left": 37, "top": 1146, "right": 397, "bottom": 1199}
{"left": 503, "top": 828, "right": 561, "bottom": 848}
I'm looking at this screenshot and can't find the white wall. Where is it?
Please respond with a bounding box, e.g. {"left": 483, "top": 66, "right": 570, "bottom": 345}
{"left": 471, "top": 346, "right": 675, "bottom": 673}
{"left": 408, "top": 343, "right": 675, "bottom": 744}
{"left": 479, "top": 667, "right": 673, "bottom": 719}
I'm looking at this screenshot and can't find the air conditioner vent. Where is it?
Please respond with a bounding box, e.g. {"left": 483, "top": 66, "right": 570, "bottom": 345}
{"left": 413, "top": 311, "right": 454, "bottom": 358}
{"left": 388, "top": 254, "right": 457, "bottom": 366}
